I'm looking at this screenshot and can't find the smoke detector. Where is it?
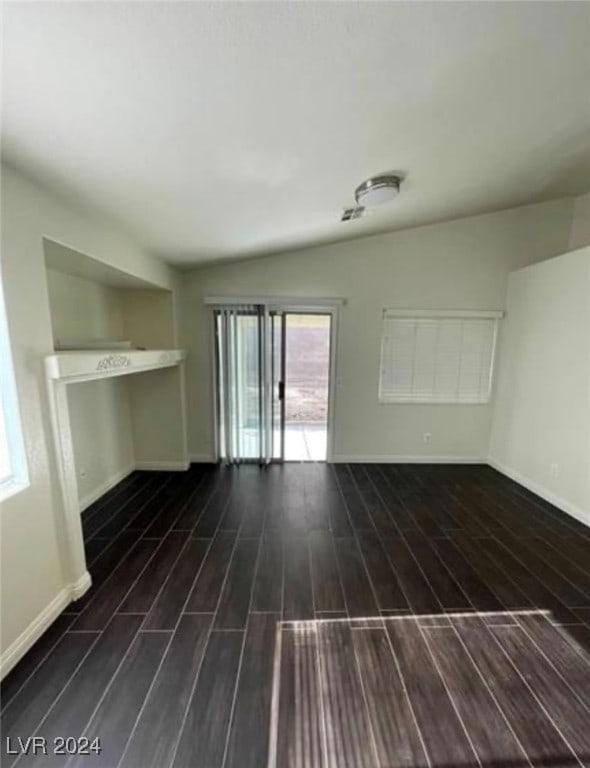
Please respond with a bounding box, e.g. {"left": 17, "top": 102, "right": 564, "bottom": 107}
{"left": 355, "top": 174, "right": 402, "bottom": 207}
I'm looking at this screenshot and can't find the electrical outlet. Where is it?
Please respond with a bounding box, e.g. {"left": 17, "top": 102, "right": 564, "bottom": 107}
{"left": 423, "top": 432, "right": 432, "bottom": 444}
{"left": 550, "top": 463, "right": 559, "bottom": 478}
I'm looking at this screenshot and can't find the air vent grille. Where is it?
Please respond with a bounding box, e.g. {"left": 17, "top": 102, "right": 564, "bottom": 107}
{"left": 341, "top": 206, "right": 365, "bottom": 222}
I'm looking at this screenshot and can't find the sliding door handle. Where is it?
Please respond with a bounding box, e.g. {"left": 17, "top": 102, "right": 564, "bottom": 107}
{"left": 278, "top": 381, "right": 285, "bottom": 401}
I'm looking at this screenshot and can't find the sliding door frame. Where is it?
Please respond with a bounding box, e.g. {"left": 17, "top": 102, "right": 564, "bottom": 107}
{"left": 274, "top": 305, "right": 337, "bottom": 463}
{"left": 279, "top": 312, "right": 286, "bottom": 461}
{"left": 267, "top": 309, "right": 286, "bottom": 463}
{"left": 211, "top": 309, "right": 221, "bottom": 463}
{"left": 205, "top": 296, "right": 342, "bottom": 463}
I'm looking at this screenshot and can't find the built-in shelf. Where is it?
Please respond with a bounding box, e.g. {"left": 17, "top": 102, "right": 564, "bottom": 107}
{"left": 42, "top": 241, "right": 188, "bottom": 608}
{"left": 44, "top": 346, "right": 188, "bottom": 600}
{"left": 45, "top": 348, "right": 186, "bottom": 383}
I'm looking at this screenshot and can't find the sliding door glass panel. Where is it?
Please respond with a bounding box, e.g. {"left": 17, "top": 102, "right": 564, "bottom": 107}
{"left": 215, "top": 307, "right": 263, "bottom": 463}
{"left": 237, "top": 312, "right": 262, "bottom": 460}
{"left": 284, "top": 313, "right": 330, "bottom": 462}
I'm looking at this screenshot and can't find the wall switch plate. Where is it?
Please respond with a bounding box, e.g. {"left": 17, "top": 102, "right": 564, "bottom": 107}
{"left": 423, "top": 432, "right": 432, "bottom": 444}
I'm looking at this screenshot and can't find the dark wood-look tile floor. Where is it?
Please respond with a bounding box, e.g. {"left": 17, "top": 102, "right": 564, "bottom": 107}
{"left": 2, "top": 463, "right": 590, "bottom": 767}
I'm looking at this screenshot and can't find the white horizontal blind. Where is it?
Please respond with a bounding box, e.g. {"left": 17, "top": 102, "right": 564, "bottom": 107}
{"left": 379, "top": 311, "right": 500, "bottom": 404}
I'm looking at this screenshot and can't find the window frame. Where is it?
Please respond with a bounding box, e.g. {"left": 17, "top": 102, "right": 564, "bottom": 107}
{"left": 0, "top": 277, "right": 29, "bottom": 502}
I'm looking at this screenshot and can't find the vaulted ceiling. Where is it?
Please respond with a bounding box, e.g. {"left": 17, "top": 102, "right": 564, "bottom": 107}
{"left": 2, "top": 1, "right": 590, "bottom": 265}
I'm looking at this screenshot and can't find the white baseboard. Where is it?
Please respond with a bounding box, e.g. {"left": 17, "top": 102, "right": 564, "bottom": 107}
{"left": 487, "top": 456, "right": 590, "bottom": 530}
{"left": 189, "top": 453, "right": 216, "bottom": 463}
{"left": 134, "top": 460, "right": 190, "bottom": 471}
{"left": 331, "top": 455, "right": 487, "bottom": 464}
{"left": 79, "top": 461, "right": 192, "bottom": 512}
{"left": 79, "top": 464, "right": 135, "bottom": 512}
{"left": 70, "top": 570, "right": 92, "bottom": 600}
{"left": 0, "top": 570, "right": 92, "bottom": 680}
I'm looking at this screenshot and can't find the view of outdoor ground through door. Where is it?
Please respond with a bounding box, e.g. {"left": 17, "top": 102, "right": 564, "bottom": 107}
{"left": 284, "top": 313, "right": 330, "bottom": 461}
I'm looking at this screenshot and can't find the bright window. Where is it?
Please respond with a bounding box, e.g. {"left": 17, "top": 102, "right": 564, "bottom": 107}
{"left": 0, "top": 277, "right": 29, "bottom": 501}
{"left": 379, "top": 309, "right": 502, "bottom": 404}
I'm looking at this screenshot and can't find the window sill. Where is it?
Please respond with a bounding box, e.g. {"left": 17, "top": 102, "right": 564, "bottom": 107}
{"left": 0, "top": 478, "right": 30, "bottom": 503}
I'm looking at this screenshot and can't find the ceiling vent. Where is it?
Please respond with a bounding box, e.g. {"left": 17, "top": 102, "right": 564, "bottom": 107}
{"left": 341, "top": 206, "right": 365, "bottom": 222}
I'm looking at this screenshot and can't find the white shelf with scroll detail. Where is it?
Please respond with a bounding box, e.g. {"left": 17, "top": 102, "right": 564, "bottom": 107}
{"left": 44, "top": 347, "right": 187, "bottom": 603}
{"left": 45, "top": 348, "right": 186, "bottom": 382}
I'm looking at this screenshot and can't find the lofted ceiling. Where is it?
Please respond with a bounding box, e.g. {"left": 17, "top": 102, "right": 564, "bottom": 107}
{"left": 2, "top": 1, "right": 590, "bottom": 266}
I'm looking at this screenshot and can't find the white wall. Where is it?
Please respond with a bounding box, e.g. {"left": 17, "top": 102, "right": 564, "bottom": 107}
{"left": 115, "top": 287, "right": 188, "bottom": 471}
{"left": 46, "top": 270, "right": 135, "bottom": 507}
{"left": 569, "top": 192, "right": 590, "bottom": 250}
{"left": 118, "top": 288, "right": 176, "bottom": 348}
{"left": 0, "top": 163, "right": 175, "bottom": 676}
{"left": 46, "top": 268, "right": 125, "bottom": 342}
{"left": 489, "top": 247, "right": 590, "bottom": 524}
{"left": 179, "top": 198, "right": 575, "bottom": 462}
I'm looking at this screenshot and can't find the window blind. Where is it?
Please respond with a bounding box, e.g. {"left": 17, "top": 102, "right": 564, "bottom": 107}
{"left": 379, "top": 310, "right": 501, "bottom": 404}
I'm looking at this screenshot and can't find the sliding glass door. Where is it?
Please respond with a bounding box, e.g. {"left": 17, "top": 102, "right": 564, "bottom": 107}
{"left": 213, "top": 304, "right": 332, "bottom": 464}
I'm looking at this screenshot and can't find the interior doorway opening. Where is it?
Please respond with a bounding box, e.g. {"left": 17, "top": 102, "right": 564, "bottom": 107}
{"left": 282, "top": 313, "right": 330, "bottom": 461}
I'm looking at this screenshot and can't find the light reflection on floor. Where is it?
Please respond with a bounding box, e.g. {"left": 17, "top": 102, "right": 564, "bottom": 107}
{"left": 237, "top": 423, "right": 328, "bottom": 462}
{"left": 283, "top": 422, "right": 327, "bottom": 462}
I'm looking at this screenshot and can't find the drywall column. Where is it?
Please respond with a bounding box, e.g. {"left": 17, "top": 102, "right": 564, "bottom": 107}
{"left": 45, "top": 378, "right": 91, "bottom": 595}
{"left": 489, "top": 246, "right": 590, "bottom": 524}
{"left": 569, "top": 192, "right": 590, "bottom": 250}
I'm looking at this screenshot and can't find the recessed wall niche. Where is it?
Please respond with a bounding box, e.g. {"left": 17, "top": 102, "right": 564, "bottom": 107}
{"left": 43, "top": 238, "right": 188, "bottom": 512}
